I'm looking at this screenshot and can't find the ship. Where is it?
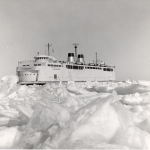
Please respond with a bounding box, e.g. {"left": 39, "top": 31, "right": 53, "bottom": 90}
{"left": 16, "top": 43, "right": 115, "bottom": 84}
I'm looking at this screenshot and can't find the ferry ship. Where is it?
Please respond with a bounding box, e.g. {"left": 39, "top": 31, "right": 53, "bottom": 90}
{"left": 16, "top": 43, "right": 115, "bottom": 84}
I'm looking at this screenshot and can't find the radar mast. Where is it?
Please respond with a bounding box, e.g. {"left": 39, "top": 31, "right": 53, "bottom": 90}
{"left": 45, "top": 43, "right": 52, "bottom": 56}
{"left": 73, "top": 43, "right": 79, "bottom": 63}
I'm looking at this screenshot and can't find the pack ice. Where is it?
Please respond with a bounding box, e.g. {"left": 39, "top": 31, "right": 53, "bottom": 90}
{"left": 0, "top": 76, "right": 150, "bottom": 149}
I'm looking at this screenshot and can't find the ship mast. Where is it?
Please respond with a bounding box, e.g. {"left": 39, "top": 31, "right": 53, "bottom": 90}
{"left": 96, "top": 52, "right": 97, "bottom": 65}
{"left": 73, "top": 43, "right": 79, "bottom": 63}
{"left": 45, "top": 43, "right": 52, "bottom": 56}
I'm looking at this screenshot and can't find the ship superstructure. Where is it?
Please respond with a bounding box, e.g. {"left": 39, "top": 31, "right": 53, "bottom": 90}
{"left": 16, "top": 44, "right": 115, "bottom": 84}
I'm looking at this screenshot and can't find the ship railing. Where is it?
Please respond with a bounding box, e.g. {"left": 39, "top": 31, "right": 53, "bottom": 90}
{"left": 18, "top": 60, "right": 35, "bottom": 66}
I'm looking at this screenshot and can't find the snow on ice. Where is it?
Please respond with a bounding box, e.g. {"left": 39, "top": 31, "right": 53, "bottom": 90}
{"left": 0, "top": 75, "right": 150, "bottom": 149}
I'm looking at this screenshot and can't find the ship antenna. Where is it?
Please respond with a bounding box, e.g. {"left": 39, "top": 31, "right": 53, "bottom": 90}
{"left": 96, "top": 52, "right": 97, "bottom": 65}
{"left": 73, "top": 43, "right": 79, "bottom": 62}
{"left": 45, "top": 43, "right": 52, "bottom": 56}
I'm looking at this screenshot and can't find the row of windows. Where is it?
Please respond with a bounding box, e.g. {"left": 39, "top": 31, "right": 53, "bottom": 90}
{"left": 34, "top": 64, "right": 41, "bottom": 66}
{"left": 103, "top": 68, "right": 113, "bottom": 71}
{"left": 66, "top": 65, "right": 113, "bottom": 72}
{"left": 66, "top": 65, "right": 84, "bottom": 70}
{"left": 23, "top": 65, "right": 29, "bottom": 66}
{"left": 48, "top": 64, "right": 62, "bottom": 67}
{"left": 85, "top": 66, "right": 102, "bottom": 70}
{"left": 20, "top": 74, "right": 36, "bottom": 76}
{"left": 85, "top": 67, "right": 113, "bottom": 71}
{"left": 36, "top": 57, "right": 48, "bottom": 60}
{"left": 34, "top": 64, "right": 62, "bottom": 67}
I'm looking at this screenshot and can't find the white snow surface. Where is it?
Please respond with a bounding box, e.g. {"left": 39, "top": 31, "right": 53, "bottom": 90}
{"left": 0, "top": 76, "right": 150, "bottom": 149}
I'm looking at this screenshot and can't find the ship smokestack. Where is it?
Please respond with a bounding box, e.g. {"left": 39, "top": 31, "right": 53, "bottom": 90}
{"left": 67, "top": 53, "right": 75, "bottom": 63}
{"left": 77, "top": 54, "right": 85, "bottom": 64}
{"left": 73, "top": 43, "right": 79, "bottom": 63}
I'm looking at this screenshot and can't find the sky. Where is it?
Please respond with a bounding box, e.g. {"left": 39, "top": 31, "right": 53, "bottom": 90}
{"left": 0, "top": 0, "right": 150, "bottom": 81}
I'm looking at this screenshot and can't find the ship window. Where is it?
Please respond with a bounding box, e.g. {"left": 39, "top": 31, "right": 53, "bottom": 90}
{"left": 38, "top": 64, "right": 41, "bottom": 66}
{"left": 73, "top": 65, "right": 78, "bottom": 69}
{"left": 68, "top": 65, "right": 72, "bottom": 69}
{"left": 107, "top": 68, "right": 111, "bottom": 71}
{"left": 79, "top": 66, "right": 84, "bottom": 70}
{"left": 103, "top": 68, "right": 106, "bottom": 71}
{"left": 66, "top": 65, "right": 69, "bottom": 69}
{"left": 34, "top": 64, "right": 37, "bottom": 66}
{"left": 66, "top": 65, "right": 72, "bottom": 69}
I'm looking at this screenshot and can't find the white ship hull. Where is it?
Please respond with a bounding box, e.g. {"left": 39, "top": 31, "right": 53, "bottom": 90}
{"left": 17, "top": 64, "right": 115, "bottom": 84}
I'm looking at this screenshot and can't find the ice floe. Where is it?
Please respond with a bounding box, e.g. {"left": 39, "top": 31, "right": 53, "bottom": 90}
{"left": 0, "top": 75, "right": 150, "bottom": 149}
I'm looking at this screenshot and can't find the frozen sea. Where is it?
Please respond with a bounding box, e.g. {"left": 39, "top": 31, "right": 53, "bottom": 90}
{"left": 0, "top": 75, "right": 150, "bottom": 149}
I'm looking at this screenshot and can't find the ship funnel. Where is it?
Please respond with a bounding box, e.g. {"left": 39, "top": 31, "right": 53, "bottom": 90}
{"left": 67, "top": 53, "right": 75, "bottom": 63}
{"left": 77, "top": 54, "right": 85, "bottom": 64}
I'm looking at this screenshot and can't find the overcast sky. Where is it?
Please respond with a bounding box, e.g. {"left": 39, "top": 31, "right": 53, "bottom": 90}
{"left": 0, "top": 0, "right": 150, "bottom": 81}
